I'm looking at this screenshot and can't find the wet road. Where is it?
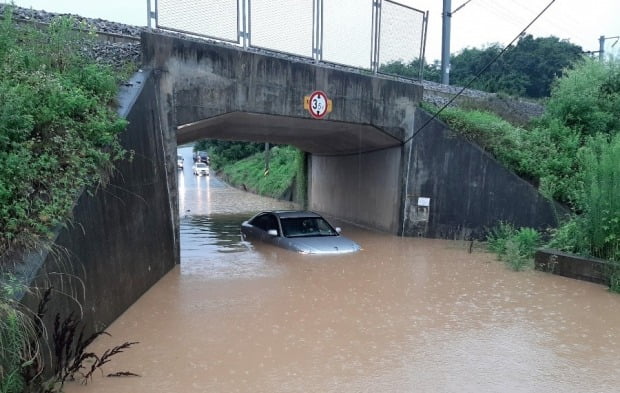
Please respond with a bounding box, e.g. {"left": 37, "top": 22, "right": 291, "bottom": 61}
{"left": 65, "top": 147, "right": 620, "bottom": 393}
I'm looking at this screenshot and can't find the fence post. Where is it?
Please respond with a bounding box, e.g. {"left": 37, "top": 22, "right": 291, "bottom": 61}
{"left": 147, "top": 0, "right": 158, "bottom": 28}
{"left": 371, "top": 0, "right": 382, "bottom": 73}
{"left": 312, "top": 0, "right": 323, "bottom": 62}
{"left": 418, "top": 10, "right": 429, "bottom": 80}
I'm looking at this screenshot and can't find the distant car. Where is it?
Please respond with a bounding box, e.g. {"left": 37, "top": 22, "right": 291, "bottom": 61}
{"left": 177, "top": 155, "right": 184, "bottom": 169}
{"left": 240, "top": 211, "right": 361, "bottom": 254}
{"left": 193, "top": 150, "right": 210, "bottom": 164}
{"left": 192, "top": 162, "right": 209, "bottom": 176}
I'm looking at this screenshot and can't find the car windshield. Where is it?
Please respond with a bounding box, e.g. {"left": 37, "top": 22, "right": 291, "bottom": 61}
{"left": 196, "top": 163, "right": 207, "bottom": 168}
{"left": 280, "top": 217, "right": 338, "bottom": 238}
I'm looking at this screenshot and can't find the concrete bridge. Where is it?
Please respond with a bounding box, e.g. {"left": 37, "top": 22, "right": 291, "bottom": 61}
{"left": 25, "top": 31, "right": 562, "bottom": 343}
{"left": 141, "top": 31, "right": 559, "bottom": 243}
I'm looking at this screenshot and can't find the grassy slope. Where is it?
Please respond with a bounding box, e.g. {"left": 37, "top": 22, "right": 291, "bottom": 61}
{"left": 218, "top": 146, "right": 299, "bottom": 200}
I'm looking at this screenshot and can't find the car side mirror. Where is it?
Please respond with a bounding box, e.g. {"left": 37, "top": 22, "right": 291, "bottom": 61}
{"left": 267, "top": 229, "right": 278, "bottom": 237}
{"left": 335, "top": 227, "right": 341, "bottom": 233}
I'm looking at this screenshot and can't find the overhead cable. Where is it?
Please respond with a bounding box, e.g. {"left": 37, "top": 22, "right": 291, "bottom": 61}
{"left": 403, "top": 0, "right": 556, "bottom": 145}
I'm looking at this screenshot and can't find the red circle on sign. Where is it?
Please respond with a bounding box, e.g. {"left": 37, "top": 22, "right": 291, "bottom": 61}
{"left": 308, "top": 90, "right": 329, "bottom": 119}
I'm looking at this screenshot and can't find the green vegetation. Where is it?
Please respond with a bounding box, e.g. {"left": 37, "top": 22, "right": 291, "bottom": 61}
{"left": 487, "top": 223, "right": 541, "bottom": 271}
{"left": 193, "top": 139, "right": 307, "bottom": 205}
{"left": 383, "top": 34, "right": 582, "bottom": 98}
{"left": 426, "top": 58, "right": 619, "bottom": 208}
{"left": 0, "top": 8, "right": 134, "bottom": 391}
{"left": 546, "top": 134, "right": 620, "bottom": 264}
{"left": 380, "top": 58, "right": 441, "bottom": 82}
{"left": 194, "top": 140, "right": 263, "bottom": 169}
{"left": 440, "top": 56, "right": 620, "bottom": 288}
{"left": 0, "top": 275, "right": 35, "bottom": 393}
{"left": 218, "top": 145, "right": 302, "bottom": 200}
{"left": 0, "top": 10, "right": 129, "bottom": 262}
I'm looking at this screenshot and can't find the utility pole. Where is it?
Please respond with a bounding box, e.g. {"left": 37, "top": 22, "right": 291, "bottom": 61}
{"left": 441, "top": 0, "right": 451, "bottom": 85}
{"left": 599, "top": 35, "right": 620, "bottom": 61}
{"left": 441, "top": 0, "right": 474, "bottom": 85}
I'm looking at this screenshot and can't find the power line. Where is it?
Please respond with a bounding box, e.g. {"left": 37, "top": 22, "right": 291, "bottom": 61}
{"left": 404, "top": 0, "right": 556, "bottom": 145}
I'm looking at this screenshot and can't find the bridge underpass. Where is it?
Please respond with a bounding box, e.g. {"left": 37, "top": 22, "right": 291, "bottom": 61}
{"left": 143, "top": 31, "right": 422, "bottom": 236}
{"left": 14, "top": 5, "right": 567, "bottom": 377}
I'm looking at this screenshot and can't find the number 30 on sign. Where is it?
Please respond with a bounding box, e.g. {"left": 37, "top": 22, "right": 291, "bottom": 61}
{"left": 304, "top": 91, "right": 333, "bottom": 119}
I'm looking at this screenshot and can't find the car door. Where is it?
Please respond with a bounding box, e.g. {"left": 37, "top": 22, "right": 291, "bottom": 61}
{"left": 261, "top": 214, "right": 281, "bottom": 246}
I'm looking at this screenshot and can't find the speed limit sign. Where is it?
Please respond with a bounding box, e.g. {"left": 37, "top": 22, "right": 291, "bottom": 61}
{"left": 304, "top": 90, "right": 333, "bottom": 119}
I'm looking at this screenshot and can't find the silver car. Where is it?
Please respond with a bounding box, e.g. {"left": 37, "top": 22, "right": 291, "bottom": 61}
{"left": 241, "top": 211, "right": 361, "bottom": 254}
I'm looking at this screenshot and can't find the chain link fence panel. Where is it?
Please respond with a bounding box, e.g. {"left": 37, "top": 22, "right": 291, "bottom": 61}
{"left": 321, "top": 0, "right": 374, "bottom": 69}
{"left": 249, "top": 0, "right": 314, "bottom": 58}
{"left": 377, "top": 0, "right": 426, "bottom": 78}
{"left": 156, "top": 0, "right": 239, "bottom": 43}
{"left": 153, "top": 0, "right": 427, "bottom": 77}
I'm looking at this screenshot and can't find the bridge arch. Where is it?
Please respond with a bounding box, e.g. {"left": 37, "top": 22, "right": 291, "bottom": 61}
{"left": 142, "top": 31, "right": 423, "bottom": 235}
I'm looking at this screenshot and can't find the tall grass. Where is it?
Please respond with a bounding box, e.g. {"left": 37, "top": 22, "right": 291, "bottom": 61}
{"left": 580, "top": 134, "right": 620, "bottom": 263}
{"left": 0, "top": 275, "right": 40, "bottom": 393}
{"left": 486, "top": 222, "right": 541, "bottom": 271}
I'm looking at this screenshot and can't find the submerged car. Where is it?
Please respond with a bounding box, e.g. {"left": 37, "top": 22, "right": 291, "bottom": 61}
{"left": 241, "top": 211, "right": 361, "bottom": 254}
{"left": 177, "top": 155, "right": 184, "bottom": 169}
{"left": 192, "top": 162, "right": 209, "bottom": 176}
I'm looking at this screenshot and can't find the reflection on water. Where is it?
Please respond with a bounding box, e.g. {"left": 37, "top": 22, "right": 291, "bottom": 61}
{"left": 64, "top": 147, "right": 620, "bottom": 393}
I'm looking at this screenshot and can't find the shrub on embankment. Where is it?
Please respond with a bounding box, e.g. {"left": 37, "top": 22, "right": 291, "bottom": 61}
{"left": 217, "top": 145, "right": 306, "bottom": 204}
{"left": 429, "top": 57, "right": 620, "bottom": 285}
{"left": 0, "top": 11, "right": 131, "bottom": 262}
{"left": 1, "top": 9, "right": 134, "bottom": 391}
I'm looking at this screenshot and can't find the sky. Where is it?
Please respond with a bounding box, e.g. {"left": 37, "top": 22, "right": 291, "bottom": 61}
{"left": 6, "top": 0, "right": 620, "bottom": 62}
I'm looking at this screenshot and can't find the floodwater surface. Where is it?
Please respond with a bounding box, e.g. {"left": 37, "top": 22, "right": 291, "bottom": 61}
{"left": 65, "top": 148, "right": 620, "bottom": 393}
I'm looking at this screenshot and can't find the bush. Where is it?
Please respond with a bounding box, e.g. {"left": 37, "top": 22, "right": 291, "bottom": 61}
{"left": 486, "top": 222, "right": 516, "bottom": 256}
{"left": 0, "top": 10, "right": 128, "bottom": 261}
{"left": 545, "top": 58, "right": 620, "bottom": 137}
{"left": 487, "top": 223, "right": 541, "bottom": 271}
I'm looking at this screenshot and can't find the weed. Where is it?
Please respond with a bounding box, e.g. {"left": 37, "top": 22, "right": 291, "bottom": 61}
{"left": 14, "top": 289, "right": 139, "bottom": 392}
{"left": 0, "top": 274, "right": 41, "bottom": 393}
{"left": 486, "top": 223, "right": 541, "bottom": 271}
{"left": 486, "top": 222, "right": 516, "bottom": 257}
{"left": 50, "top": 312, "right": 139, "bottom": 388}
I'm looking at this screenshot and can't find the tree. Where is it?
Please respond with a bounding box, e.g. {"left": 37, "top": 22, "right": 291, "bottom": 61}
{"left": 194, "top": 140, "right": 264, "bottom": 169}
{"left": 379, "top": 59, "right": 441, "bottom": 82}
{"left": 448, "top": 35, "right": 583, "bottom": 98}
{"left": 544, "top": 58, "right": 620, "bottom": 136}
{"left": 503, "top": 35, "right": 583, "bottom": 97}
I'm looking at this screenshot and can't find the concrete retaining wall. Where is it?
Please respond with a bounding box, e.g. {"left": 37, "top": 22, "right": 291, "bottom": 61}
{"left": 534, "top": 249, "right": 609, "bottom": 285}
{"left": 309, "top": 147, "right": 403, "bottom": 233}
{"left": 402, "top": 108, "right": 563, "bottom": 239}
{"left": 20, "top": 70, "right": 177, "bottom": 341}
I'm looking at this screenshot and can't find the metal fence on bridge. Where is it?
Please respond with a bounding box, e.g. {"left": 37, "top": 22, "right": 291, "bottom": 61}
{"left": 149, "top": 0, "right": 428, "bottom": 79}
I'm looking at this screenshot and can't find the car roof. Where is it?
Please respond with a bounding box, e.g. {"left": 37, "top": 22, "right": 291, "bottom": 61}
{"left": 263, "top": 210, "right": 323, "bottom": 219}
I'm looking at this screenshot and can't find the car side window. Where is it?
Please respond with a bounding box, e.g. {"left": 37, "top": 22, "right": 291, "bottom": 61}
{"left": 265, "top": 214, "right": 279, "bottom": 235}
{"left": 250, "top": 214, "right": 279, "bottom": 235}
{"left": 250, "top": 214, "right": 267, "bottom": 230}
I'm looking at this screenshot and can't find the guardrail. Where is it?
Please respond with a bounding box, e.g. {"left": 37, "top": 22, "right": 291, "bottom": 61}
{"left": 148, "top": 0, "right": 428, "bottom": 79}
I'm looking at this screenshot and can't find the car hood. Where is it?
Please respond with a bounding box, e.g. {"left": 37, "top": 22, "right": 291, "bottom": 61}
{"left": 287, "top": 236, "right": 361, "bottom": 254}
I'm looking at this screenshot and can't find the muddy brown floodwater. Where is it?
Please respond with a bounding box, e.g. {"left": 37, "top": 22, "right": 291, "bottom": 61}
{"left": 64, "top": 148, "right": 620, "bottom": 393}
